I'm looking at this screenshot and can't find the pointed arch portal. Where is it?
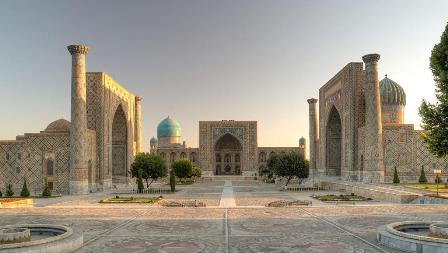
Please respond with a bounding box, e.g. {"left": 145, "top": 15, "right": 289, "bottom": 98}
{"left": 112, "top": 104, "right": 128, "bottom": 184}
{"left": 214, "top": 133, "right": 242, "bottom": 175}
{"left": 326, "top": 106, "right": 342, "bottom": 176}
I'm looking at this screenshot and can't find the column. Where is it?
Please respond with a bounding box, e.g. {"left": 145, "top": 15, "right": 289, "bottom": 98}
{"left": 362, "top": 53, "right": 384, "bottom": 183}
{"left": 307, "top": 98, "right": 318, "bottom": 172}
{"left": 135, "top": 96, "right": 143, "bottom": 153}
{"left": 67, "top": 44, "right": 90, "bottom": 194}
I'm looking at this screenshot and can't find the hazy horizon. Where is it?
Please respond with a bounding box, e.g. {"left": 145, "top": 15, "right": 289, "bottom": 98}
{"left": 1, "top": 0, "right": 448, "bottom": 151}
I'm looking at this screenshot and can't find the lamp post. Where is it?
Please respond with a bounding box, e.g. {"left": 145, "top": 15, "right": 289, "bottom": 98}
{"left": 434, "top": 169, "right": 442, "bottom": 197}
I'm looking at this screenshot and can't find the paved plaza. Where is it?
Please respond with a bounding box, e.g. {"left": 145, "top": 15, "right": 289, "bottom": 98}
{"left": 2, "top": 180, "right": 448, "bottom": 252}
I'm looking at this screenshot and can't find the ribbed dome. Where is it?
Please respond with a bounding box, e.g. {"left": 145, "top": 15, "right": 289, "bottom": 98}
{"left": 380, "top": 75, "right": 406, "bottom": 105}
{"left": 150, "top": 136, "right": 158, "bottom": 144}
{"left": 45, "top": 119, "right": 71, "bottom": 132}
{"left": 157, "top": 116, "right": 181, "bottom": 138}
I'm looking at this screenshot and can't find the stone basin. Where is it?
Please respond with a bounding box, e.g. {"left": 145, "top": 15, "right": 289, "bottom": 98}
{"left": 0, "top": 224, "right": 82, "bottom": 253}
{"left": 0, "top": 228, "right": 31, "bottom": 244}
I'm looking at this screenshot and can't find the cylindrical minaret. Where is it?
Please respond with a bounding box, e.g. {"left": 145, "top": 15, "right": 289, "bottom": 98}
{"left": 68, "top": 44, "right": 90, "bottom": 195}
{"left": 362, "top": 53, "right": 384, "bottom": 183}
{"left": 135, "top": 96, "right": 143, "bottom": 153}
{"left": 307, "top": 98, "right": 318, "bottom": 172}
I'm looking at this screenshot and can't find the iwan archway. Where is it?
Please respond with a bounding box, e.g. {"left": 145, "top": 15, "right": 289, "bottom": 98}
{"left": 112, "top": 104, "right": 128, "bottom": 184}
{"left": 214, "top": 133, "right": 242, "bottom": 175}
{"left": 326, "top": 106, "right": 342, "bottom": 176}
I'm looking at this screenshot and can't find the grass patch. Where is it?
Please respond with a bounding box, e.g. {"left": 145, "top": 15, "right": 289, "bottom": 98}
{"left": 405, "top": 183, "right": 448, "bottom": 193}
{"left": 313, "top": 193, "right": 372, "bottom": 202}
{"left": 99, "top": 196, "right": 160, "bottom": 204}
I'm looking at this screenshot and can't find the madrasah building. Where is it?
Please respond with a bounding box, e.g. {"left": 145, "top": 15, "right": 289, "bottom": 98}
{"left": 149, "top": 117, "right": 306, "bottom": 177}
{"left": 308, "top": 53, "right": 448, "bottom": 183}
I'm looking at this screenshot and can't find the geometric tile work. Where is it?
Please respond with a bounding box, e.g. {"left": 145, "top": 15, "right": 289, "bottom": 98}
{"left": 86, "top": 72, "right": 138, "bottom": 189}
{"left": 314, "top": 56, "right": 446, "bottom": 183}
{"left": 0, "top": 133, "right": 70, "bottom": 195}
{"left": 383, "top": 125, "right": 448, "bottom": 182}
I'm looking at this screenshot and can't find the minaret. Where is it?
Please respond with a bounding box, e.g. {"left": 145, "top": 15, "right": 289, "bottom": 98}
{"left": 67, "top": 44, "right": 90, "bottom": 194}
{"left": 307, "top": 98, "right": 318, "bottom": 172}
{"left": 362, "top": 53, "right": 385, "bottom": 183}
{"left": 135, "top": 96, "right": 143, "bottom": 153}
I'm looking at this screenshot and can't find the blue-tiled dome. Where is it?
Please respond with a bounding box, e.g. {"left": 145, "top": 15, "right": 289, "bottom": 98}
{"left": 380, "top": 75, "right": 406, "bottom": 106}
{"left": 150, "top": 136, "right": 157, "bottom": 144}
{"left": 157, "top": 116, "right": 181, "bottom": 138}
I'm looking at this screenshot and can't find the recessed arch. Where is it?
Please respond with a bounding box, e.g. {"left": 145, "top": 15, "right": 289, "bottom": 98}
{"left": 214, "top": 133, "right": 242, "bottom": 175}
{"left": 326, "top": 105, "right": 342, "bottom": 176}
{"left": 112, "top": 104, "right": 128, "bottom": 184}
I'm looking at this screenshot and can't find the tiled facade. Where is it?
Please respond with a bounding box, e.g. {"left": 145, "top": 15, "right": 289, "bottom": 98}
{"left": 152, "top": 120, "right": 305, "bottom": 176}
{"left": 310, "top": 54, "right": 448, "bottom": 183}
{"left": 0, "top": 45, "right": 142, "bottom": 195}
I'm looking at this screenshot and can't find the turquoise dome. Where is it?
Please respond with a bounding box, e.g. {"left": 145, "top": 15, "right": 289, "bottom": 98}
{"left": 157, "top": 116, "right": 182, "bottom": 137}
{"left": 150, "top": 137, "right": 157, "bottom": 144}
{"left": 299, "top": 136, "right": 305, "bottom": 145}
{"left": 380, "top": 75, "right": 406, "bottom": 106}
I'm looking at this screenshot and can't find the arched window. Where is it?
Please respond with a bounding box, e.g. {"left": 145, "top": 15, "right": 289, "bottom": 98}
{"left": 170, "top": 152, "right": 176, "bottom": 162}
{"left": 269, "top": 151, "right": 276, "bottom": 158}
{"left": 190, "top": 152, "right": 197, "bottom": 162}
{"left": 259, "top": 152, "right": 266, "bottom": 162}
{"left": 180, "top": 152, "right": 187, "bottom": 159}
{"left": 47, "top": 160, "right": 54, "bottom": 176}
{"left": 216, "top": 164, "right": 221, "bottom": 175}
{"left": 216, "top": 154, "right": 221, "bottom": 162}
{"left": 160, "top": 152, "right": 166, "bottom": 160}
{"left": 235, "top": 154, "right": 240, "bottom": 163}
{"left": 224, "top": 154, "right": 231, "bottom": 163}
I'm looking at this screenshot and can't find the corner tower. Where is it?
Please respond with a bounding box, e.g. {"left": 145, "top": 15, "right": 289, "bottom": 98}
{"left": 67, "top": 44, "right": 90, "bottom": 194}
{"left": 362, "top": 53, "right": 385, "bottom": 183}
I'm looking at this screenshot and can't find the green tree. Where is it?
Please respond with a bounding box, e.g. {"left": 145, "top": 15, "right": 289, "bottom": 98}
{"left": 170, "top": 169, "right": 176, "bottom": 192}
{"left": 267, "top": 152, "right": 309, "bottom": 186}
{"left": 419, "top": 23, "right": 448, "bottom": 157}
{"left": 20, "top": 179, "right": 30, "bottom": 197}
{"left": 136, "top": 169, "right": 144, "bottom": 193}
{"left": 419, "top": 166, "right": 428, "bottom": 184}
{"left": 130, "top": 153, "right": 167, "bottom": 187}
{"left": 259, "top": 165, "right": 273, "bottom": 180}
{"left": 172, "top": 159, "right": 193, "bottom": 182}
{"left": 393, "top": 167, "right": 400, "bottom": 184}
{"left": 42, "top": 179, "right": 51, "bottom": 197}
{"left": 5, "top": 184, "right": 14, "bottom": 197}
{"left": 191, "top": 166, "right": 202, "bottom": 180}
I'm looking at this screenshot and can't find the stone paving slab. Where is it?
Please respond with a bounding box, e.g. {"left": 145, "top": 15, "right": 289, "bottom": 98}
{"left": 2, "top": 180, "right": 448, "bottom": 252}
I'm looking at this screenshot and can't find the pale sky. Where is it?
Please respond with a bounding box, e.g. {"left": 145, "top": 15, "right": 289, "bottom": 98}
{"left": 1, "top": 0, "right": 447, "bottom": 152}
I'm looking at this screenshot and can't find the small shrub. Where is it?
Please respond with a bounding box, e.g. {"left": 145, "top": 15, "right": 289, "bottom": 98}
{"left": 170, "top": 169, "right": 176, "bottom": 192}
{"left": 20, "top": 179, "right": 30, "bottom": 197}
{"left": 42, "top": 180, "right": 51, "bottom": 197}
{"left": 393, "top": 167, "right": 400, "bottom": 184}
{"left": 419, "top": 166, "right": 428, "bottom": 184}
{"left": 6, "top": 184, "right": 14, "bottom": 197}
